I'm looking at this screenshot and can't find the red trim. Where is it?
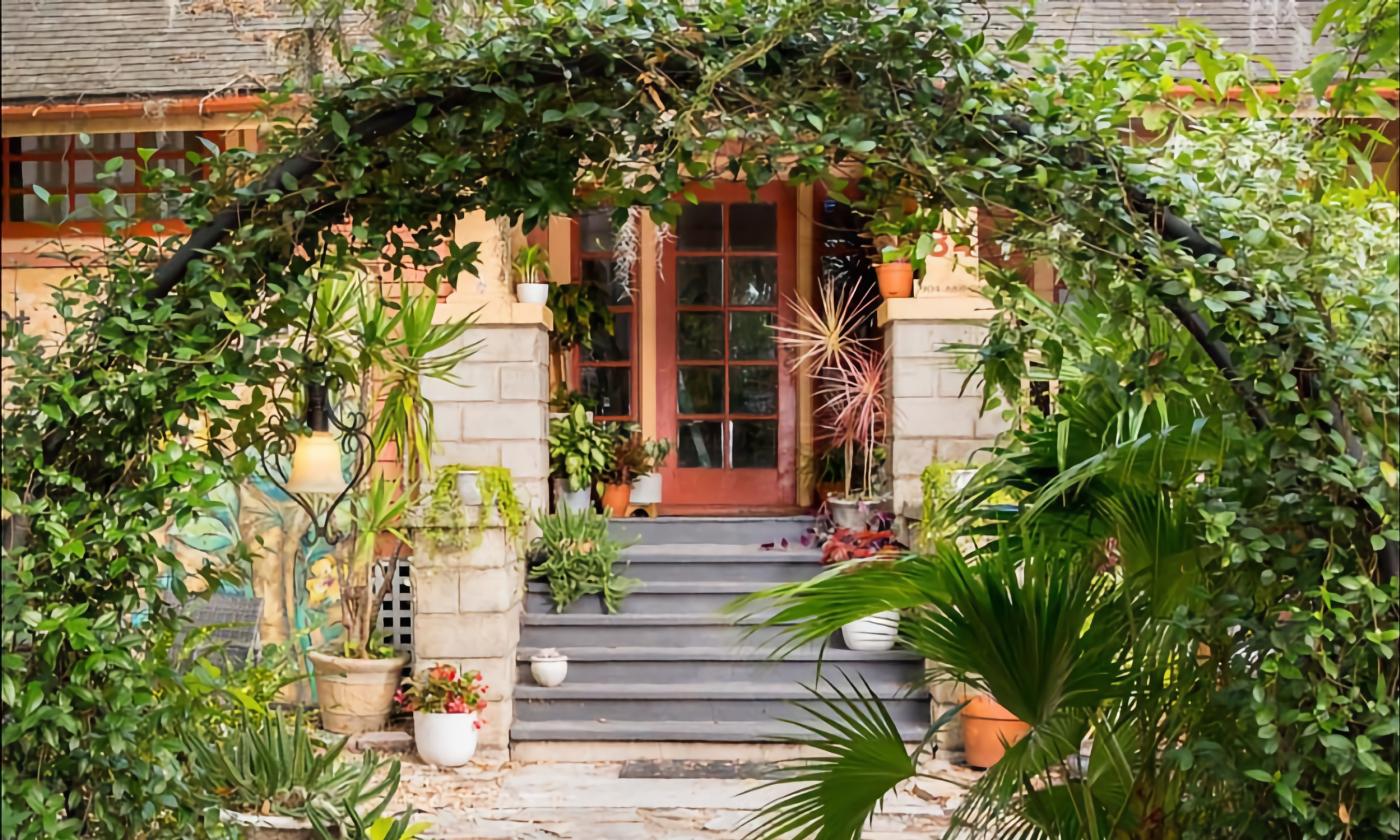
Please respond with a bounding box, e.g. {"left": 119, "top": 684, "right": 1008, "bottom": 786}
{"left": 0, "top": 94, "right": 289, "bottom": 121}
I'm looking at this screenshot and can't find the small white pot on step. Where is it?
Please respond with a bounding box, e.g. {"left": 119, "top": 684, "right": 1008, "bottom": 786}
{"left": 842, "top": 610, "right": 900, "bottom": 651}
{"left": 413, "top": 710, "right": 478, "bottom": 767}
{"left": 530, "top": 649, "right": 568, "bottom": 687}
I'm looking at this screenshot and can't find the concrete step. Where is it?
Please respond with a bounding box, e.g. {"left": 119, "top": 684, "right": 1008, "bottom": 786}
{"left": 609, "top": 516, "right": 815, "bottom": 547}
{"left": 520, "top": 613, "right": 811, "bottom": 649}
{"left": 617, "top": 543, "right": 821, "bottom": 584}
{"left": 510, "top": 718, "right": 932, "bottom": 743}
{"left": 525, "top": 581, "right": 772, "bottom": 615}
{"left": 513, "top": 682, "right": 930, "bottom": 726}
{"left": 515, "top": 646, "right": 924, "bottom": 686}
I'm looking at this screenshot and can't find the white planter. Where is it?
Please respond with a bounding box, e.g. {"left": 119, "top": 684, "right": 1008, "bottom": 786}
{"left": 530, "top": 655, "right": 569, "bottom": 687}
{"left": 842, "top": 610, "right": 900, "bottom": 651}
{"left": 630, "top": 473, "right": 663, "bottom": 505}
{"left": 413, "top": 710, "right": 478, "bottom": 767}
{"left": 950, "top": 469, "right": 976, "bottom": 493}
{"left": 553, "top": 478, "right": 592, "bottom": 513}
{"left": 456, "top": 470, "right": 481, "bottom": 505}
{"left": 516, "top": 283, "right": 550, "bottom": 304}
{"left": 827, "top": 497, "right": 869, "bottom": 530}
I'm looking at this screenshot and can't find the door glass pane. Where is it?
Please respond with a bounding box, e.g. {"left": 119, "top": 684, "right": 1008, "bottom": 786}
{"left": 729, "top": 258, "right": 777, "bottom": 305}
{"left": 728, "top": 312, "right": 775, "bottom": 360}
{"left": 678, "top": 420, "right": 723, "bottom": 468}
{"left": 677, "top": 257, "right": 723, "bottom": 305}
{"left": 580, "top": 367, "right": 630, "bottom": 417}
{"left": 582, "top": 258, "right": 631, "bottom": 304}
{"left": 677, "top": 312, "right": 723, "bottom": 360}
{"left": 731, "top": 420, "right": 777, "bottom": 468}
{"left": 678, "top": 366, "right": 723, "bottom": 414}
{"left": 729, "top": 366, "right": 777, "bottom": 415}
{"left": 582, "top": 312, "right": 630, "bottom": 362}
{"left": 729, "top": 203, "right": 776, "bottom": 251}
{"left": 580, "top": 209, "right": 614, "bottom": 252}
{"left": 677, "top": 202, "right": 723, "bottom": 250}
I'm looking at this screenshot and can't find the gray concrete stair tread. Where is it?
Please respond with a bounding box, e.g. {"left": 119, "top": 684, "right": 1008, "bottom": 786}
{"left": 523, "top": 612, "right": 790, "bottom": 626}
{"left": 621, "top": 543, "right": 819, "bottom": 559}
{"left": 510, "top": 719, "right": 929, "bottom": 742}
{"left": 515, "top": 681, "right": 927, "bottom": 700}
{"left": 526, "top": 581, "right": 774, "bottom": 594}
{"left": 516, "top": 645, "right": 923, "bottom": 662}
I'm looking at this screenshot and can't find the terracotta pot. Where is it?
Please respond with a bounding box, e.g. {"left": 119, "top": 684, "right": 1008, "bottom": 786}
{"left": 600, "top": 482, "right": 631, "bottom": 517}
{"left": 961, "top": 694, "right": 1031, "bottom": 769}
{"left": 307, "top": 650, "right": 408, "bottom": 735}
{"left": 875, "top": 262, "right": 914, "bottom": 298}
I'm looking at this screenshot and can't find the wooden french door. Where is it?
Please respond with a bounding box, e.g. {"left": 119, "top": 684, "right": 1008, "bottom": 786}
{"left": 657, "top": 182, "right": 797, "bottom": 511}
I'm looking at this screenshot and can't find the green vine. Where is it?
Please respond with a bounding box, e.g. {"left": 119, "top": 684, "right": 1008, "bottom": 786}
{"left": 422, "top": 465, "right": 526, "bottom": 553}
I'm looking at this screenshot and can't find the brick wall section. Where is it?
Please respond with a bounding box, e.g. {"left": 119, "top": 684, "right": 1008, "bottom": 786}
{"left": 885, "top": 318, "right": 1008, "bottom": 518}
{"left": 411, "top": 316, "right": 549, "bottom": 763}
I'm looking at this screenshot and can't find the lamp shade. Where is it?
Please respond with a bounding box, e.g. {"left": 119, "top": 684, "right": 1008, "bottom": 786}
{"left": 285, "top": 431, "right": 348, "bottom": 495}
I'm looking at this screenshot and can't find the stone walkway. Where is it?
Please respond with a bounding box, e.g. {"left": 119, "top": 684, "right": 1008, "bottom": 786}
{"left": 389, "top": 757, "right": 980, "bottom": 839}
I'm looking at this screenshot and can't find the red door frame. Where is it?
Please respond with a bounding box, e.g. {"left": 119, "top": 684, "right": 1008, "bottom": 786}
{"left": 656, "top": 181, "right": 798, "bottom": 513}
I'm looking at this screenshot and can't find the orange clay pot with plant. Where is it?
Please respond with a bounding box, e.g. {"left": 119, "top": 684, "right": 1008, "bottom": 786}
{"left": 598, "top": 424, "right": 670, "bottom": 517}
{"left": 961, "top": 694, "right": 1031, "bottom": 768}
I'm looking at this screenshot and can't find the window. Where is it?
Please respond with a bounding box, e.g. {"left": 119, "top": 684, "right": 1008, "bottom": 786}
{"left": 3, "top": 131, "right": 219, "bottom": 233}
{"left": 573, "top": 209, "right": 636, "bottom": 421}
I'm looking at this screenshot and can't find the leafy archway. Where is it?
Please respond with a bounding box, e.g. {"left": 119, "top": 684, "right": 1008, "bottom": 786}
{"left": 3, "top": 0, "right": 1395, "bottom": 836}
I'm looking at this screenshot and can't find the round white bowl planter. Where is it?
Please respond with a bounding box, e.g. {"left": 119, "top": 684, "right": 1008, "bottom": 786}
{"left": 456, "top": 469, "right": 482, "bottom": 505}
{"left": 841, "top": 610, "right": 900, "bottom": 651}
{"left": 530, "top": 651, "right": 569, "bottom": 687}
{"left": 516, "top": 283, "right": 550, "bottom": 305}
{"left": 413, "top": 710, "right": 478, "bottom": 767}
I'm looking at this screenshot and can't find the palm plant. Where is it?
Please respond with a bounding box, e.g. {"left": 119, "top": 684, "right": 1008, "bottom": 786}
{"left": 740, "top": 380, "right": 1232, "bottom": 838}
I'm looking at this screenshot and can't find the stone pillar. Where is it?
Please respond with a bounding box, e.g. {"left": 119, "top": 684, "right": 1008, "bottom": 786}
{"left": 880, "top": 298, "right": 1008, "bottom": 520}
{"left": 411, "top": 298, "right": 552, "bottom": 763}
{"left": 880, "top": 295, "right": 1006, "bottom": 755}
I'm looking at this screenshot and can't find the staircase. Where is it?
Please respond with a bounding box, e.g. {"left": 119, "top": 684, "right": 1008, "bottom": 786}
{"left": 512, "top": 516, "right": 929, "bottom": 743}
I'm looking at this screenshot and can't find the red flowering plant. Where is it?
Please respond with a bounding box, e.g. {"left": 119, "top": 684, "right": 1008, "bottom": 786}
{"left": 395, "top": 664, "right": 488, "bottom": 722}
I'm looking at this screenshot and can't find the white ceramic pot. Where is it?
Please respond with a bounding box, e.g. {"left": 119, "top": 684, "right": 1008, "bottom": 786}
{"left": 827, "top": 497, "right": 869, "bottom": 530}
{"left": 553, "top": 478, "right": 592, "bottom": 513}
{"left": 517, "top": 283, "right": 550, "bottom": 304}
{"left": 630, "top": 473, "right": 663, "bottom": 505}
{"left": 950, "top": 469, "right": 976, "bottom": 493}
{"left": 413, "top": 710, "right": 478, "bottom": 767}
{"left": 841, "top": 610, "right": 900, "bottom": 651}
{"left": 530, "top": 655, "right": 569, "bottom": 687}
{"left": 456, "top": 470, "right": 481, "bottom": 505}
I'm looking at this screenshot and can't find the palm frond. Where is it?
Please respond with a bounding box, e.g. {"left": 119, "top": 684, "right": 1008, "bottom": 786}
{"left": 740, "top": 674, "right": 955, "bottom": 840}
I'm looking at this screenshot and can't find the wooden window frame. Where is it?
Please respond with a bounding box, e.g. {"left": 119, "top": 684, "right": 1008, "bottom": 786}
{"left": 569, "top": 214, "right": 638, "bottom": 423}
{"left": 2, "top": 130, "right": 222, "bottom": 238}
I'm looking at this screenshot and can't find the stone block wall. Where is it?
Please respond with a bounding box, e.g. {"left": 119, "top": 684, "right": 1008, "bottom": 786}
{"left": 411, "top": 309, "right": 550, "bottom": 763}
{"left": 884, "top": 316, "right": 1009, "bottom": 518}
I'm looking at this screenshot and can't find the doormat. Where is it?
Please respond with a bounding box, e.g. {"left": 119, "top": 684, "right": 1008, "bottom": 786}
{"left": 618, "top": 760, "right": 782, "bottom": 780}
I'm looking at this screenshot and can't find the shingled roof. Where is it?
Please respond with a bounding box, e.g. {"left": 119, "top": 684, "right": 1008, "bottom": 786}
{"left": 1, "top": 1, "right": 1328, "bottom": 105}
{"left": 0, "top": 0, "right": 319, "bottom": 103}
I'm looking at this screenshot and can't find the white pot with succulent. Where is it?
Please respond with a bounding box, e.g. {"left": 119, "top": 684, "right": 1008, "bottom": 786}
{"left": 530, "top": 648, "right": 569, "bottom": 687}
{"left": 513, "top": 243, "right": 552, "bottom": 304}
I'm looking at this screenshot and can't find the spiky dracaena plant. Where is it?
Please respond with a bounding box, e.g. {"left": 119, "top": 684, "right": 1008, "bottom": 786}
{"left": 816, "top": 350, "right": 889, "bottom": 499}
{"left": 773, "top": 279, "right": 877, "bottom": 374}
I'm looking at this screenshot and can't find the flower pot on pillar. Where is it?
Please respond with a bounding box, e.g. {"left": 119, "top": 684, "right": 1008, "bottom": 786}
{"left": 307, "top": 651, "right": 408, "bottom": 735}
{"left": 875, "top": 262, "right": 914, "bottom": 298}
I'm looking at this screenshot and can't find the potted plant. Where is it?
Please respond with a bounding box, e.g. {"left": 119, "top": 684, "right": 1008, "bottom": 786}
{"left": 628, "top": 437, "right": 672, "bottom": 506}
{"left": 529, "top": 647, "right": 569, "bottom": 687}
{"left": 184, "top": 710, "right": 400, "bottom": 838}
{"left": 528, "top": 506, "right": 636, "bottom": 613}
{"left": 307, "top": 476, "right": 412, "bottom": 734}
{"left": 961, "top": 694, "right": 1032, "bottom": 769}
{"left": 817, "top": 350, "right": 891, "bottom": 529}
{"left": 397, "top": 663, "right": 487, "bottom": 767}
{"left": 598, "top": 426, "right": 670, "bottom": 516}
{"left": 868, "top": 208, "right": 941, "bottom": 299}
{"left": 548, "top": 403, "right": 615, "bottom": 513}
{"left": 512, "top": 243, "right": 552, "bottom": 304}
{"left": 841, "top": 609, "right": 901, "bottom": 651}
